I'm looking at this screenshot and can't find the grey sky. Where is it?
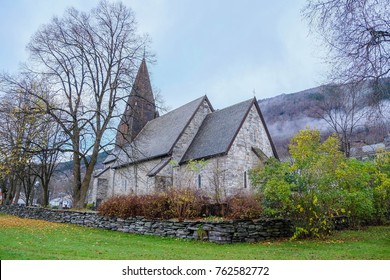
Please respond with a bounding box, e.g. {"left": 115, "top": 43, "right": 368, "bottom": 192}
{"left": 0, "top": 0, "right": 328, "bottom": 109}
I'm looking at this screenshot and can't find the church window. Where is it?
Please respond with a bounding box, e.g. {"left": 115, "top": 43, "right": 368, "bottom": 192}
{"left": 198, "top": 174, "right": 202, "bottom": 188}
{"left": 244, "top": 171, "right": 247, "bottom": 188}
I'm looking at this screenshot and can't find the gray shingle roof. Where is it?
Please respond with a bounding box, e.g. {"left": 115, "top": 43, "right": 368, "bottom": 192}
{"left": 147, "top": 157, "right": 171, "bottom": 177}
{"left": 180, "top": 98, "right": 255, "bottom": 163}
{"left": 103, "top": 149, "right": 118, "bottom": 164}
{"left": 112, "top": 96, "right": 209, "bottom": 168}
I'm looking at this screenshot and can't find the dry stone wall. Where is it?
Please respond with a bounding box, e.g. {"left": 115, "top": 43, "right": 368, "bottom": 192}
{"left": 0, "top": 206, "right": 293, "bottom": 244}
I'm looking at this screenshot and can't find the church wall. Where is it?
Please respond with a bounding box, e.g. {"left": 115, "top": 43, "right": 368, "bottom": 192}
{"left": 111, "top": 158, "right": 174, "bottom": 196}
{"left": 170, "top": 99, "right": 212, "bottom": 190}
{"left": 222, "top": 104, "right": 274, "bottom": 193}
{"left": 88, "top": 166, "right": 114, "bottom": 206}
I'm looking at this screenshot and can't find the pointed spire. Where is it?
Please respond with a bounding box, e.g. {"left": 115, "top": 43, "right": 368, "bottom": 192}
{"left": 116, "top": 58, "right": 158, "bottom": 147}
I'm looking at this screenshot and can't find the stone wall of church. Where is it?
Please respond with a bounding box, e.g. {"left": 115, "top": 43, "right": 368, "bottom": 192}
{"left": 88, "top": 168, "right": 111, "bottom": 206}
{"left": 223, "top": 104, "right": 274, "bottom": 192}
{"left": 111, "top": 158, "right": 174, "bottom": 196}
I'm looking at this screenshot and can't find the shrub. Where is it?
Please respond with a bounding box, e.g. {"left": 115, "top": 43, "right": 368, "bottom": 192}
{"left": 373, "top": 150, "right": 390, "bottom": 223}
{"left": 140, "top": 193, "right": 173, "bottom": 219}
{"left": 98, "top": 187, "right": 208, "bottom": 220}
{"left": 166, "top": 187, "right": 206, "bottom": 221}
{"left": 97, "top": 195, "right": 141, "bottom": 219}
{"left": 250, "top": 128, "right": 390, "bottom": 239}
{"left": 226, "top": 193, "right": 263, "bottom": 220}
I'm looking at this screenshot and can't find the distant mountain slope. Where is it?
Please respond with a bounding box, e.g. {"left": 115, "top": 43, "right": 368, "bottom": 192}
{"left": 259, "top": 80, "right": 390, "bottom": 159}
{"left": 55, "top": 150, "right": 110, "bottom": 174}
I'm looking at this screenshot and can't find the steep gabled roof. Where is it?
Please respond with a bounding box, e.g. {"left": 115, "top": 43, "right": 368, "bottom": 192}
{"left": 180, "top": 98, "right": 254, "bottom": 163}
{"left": 112, "top": 96, "right": 212, "bottom": 168}
{"left": 180, "top": 98, "right": 278, "bottom": 163}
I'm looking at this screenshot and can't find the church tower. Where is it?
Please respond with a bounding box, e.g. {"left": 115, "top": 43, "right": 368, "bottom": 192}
{"left": 116, "top": 58, "right": 158, "bottom": 147}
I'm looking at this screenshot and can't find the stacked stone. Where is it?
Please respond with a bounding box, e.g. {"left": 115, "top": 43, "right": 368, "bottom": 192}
{"left": 0, "top": 205, "right": 293, "bottom": 244}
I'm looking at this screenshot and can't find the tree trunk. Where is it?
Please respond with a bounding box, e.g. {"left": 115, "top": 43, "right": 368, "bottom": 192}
{"left": 72, "top": 140, "right": 83, "bottom": 208}
{"left": 42, "top": 180, "right": 49, "bottom": 207}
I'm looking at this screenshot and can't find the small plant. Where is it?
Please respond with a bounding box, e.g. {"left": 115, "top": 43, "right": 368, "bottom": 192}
{"left": 196, "top": 225, "right": 208, "bottom": 241}
{"left": 86, "top": 203, "right": 94, "bottom": 210}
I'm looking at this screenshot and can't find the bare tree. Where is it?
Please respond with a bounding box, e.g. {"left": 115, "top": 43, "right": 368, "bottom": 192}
{"left": 19, "top": 163, "right": 39, "bottom": 206}
{"left": 315, "top": 83, "right": 368, "bottom": 157}
{"left": 0, "top": 85, "right": 42, "bottom": 205}
{"left": 33, "top": 120, "right": 65, "bottom": 207}
{"left": 303, "top": 0, "right": 390, "bottom": 93}
{"left": 0, "top": 73, "right": 67, "bottom": 207}
{"left": 24, "top": 1, "right": 148, "bottom": 208}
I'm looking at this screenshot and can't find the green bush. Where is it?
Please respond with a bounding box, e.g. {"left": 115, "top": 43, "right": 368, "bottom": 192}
{"left": 250, "top": 128, "right": 390, "bottom": 239}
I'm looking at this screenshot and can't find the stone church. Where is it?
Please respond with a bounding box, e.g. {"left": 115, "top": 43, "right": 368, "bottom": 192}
{"left": 89, "top": 59, "right": 278, "bottom": 206}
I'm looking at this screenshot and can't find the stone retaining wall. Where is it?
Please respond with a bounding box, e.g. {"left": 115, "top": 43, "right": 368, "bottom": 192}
{"left": 0, "top": 205, "right": 293, "bottom": 244}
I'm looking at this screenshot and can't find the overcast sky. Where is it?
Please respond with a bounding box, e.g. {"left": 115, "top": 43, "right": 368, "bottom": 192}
{"left": 0, "top": 0, "right": 328, "bottom": 110}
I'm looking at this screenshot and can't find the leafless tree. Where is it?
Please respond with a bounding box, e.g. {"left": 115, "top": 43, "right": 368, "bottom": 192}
{"left": 315, "top": 83, "right": 368, "bottom": 157}
{"left": 33, "top": 119, "right": 65, "bottom": 207}
{"left": 303, "top": 0, "right": 390, "bottom": 99}
{"left": 0, "top": 84, "right": 42, "bottom": 205}
{"left": 23, "top": 1, "right": 148, "bottom": 208}
{"left": 208, "top": 159, "right": 227, "bottom": 204}
{"left": 0, "top": 74, "right": 65, "bottom": 206}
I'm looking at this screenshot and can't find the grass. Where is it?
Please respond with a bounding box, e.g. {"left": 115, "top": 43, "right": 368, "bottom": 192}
{"left": 0, "top": 214, "right": 389, "bottom": 260}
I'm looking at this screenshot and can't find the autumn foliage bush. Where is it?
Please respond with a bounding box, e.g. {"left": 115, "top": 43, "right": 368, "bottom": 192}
{"left": 98, "top": 187, "right": 264, "bottom": 220}
{"left": 140, "top": 193, "right": 172, "bottom": 219}
{"left": 98, "top": 187, "right": 209, "bottom": 220}
{"left": 226, "top": 194, "right": 263, "bottom": 220}
{"left": 97, "top": 194, "right": 142, "bottom": 218}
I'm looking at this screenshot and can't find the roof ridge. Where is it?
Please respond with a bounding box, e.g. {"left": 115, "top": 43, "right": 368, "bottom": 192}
{"left": 180, "top": 98, "right": 255, "bottom": 163}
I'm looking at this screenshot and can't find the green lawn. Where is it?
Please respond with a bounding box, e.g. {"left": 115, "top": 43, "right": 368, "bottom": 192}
{"left": 1, "top": 214, "right": 389, "bottom": 260}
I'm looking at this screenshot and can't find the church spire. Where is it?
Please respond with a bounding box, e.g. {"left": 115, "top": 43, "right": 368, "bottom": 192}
{"left": 116, "top": 58, "right": 158, "bottom": 147}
